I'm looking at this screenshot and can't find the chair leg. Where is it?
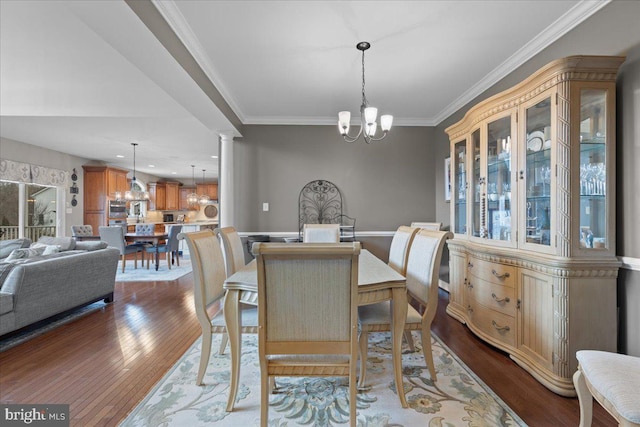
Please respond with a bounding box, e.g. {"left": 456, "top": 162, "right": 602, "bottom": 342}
{"left": 357, "top": 330, "right": 369, "bottom": 389}
{"left": 121, "top": 254, "right": 126, "bottom": 273}
{"left": 134, "top": 252, "right": 138, "bottom": 269}
{"left": 197, "top": 333, "right": 213, "bottom": 386}
{"left": 349, "top": 362, "right": 357, "bottom": 427}
{"left": 573, "top": 368, "right": 593, "bottom": 427}
{"left": 260, "top": 367, "right": 269, "bottom": 427}
{"left": 166, "top": 251, "right": 171, "bottom": 270}
{"left": 404, "top": 330, "right": 416, "bottom": 352}
{"left": 146, "top": 252, "right": 150, "bottom": 269}
{"left": 420, "top": 328, "right": 437, "bottom": 381}
{"left": 175, "top": 251, "right": 180, "bottom": 266}
{"left": 218, "top": 333, "right": 228, "bottom": 355}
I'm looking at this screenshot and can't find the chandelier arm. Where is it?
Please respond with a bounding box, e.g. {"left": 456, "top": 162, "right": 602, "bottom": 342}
{"left": 341, "top": 124, "right": 364, "bottom": 143}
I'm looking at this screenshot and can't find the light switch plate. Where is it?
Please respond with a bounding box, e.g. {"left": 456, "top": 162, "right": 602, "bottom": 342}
{"left": 263, "top": 203, "right": 269, "bottom": 212}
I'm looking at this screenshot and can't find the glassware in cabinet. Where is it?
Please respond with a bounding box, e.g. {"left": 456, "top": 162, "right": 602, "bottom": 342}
{"left": 486, "top": 115, "right": 513, "bottom": 242}
{"left": 453, "top": 140, "right": 467, "bottom": 234}
{"left": 471, "top": 129, "right": 482, "bottom": 237}
{"left": 524, "top": 97, "right": 552, "bottom": 247}
{"left": 579, "top": 88, "right": 608, "bottom": 249}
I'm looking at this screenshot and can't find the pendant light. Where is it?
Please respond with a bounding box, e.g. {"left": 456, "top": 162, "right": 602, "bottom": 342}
{"left": 186, "top": 165, "right": 199, "bottom": 207}
{"left": 338, "top": 42, "right": 393, "bottom": 144}
{"left": 198, "top": 169, "right": 210, "bottom": 206}
{"left": 124, "top": 143, "right": 150, "bottom": 201}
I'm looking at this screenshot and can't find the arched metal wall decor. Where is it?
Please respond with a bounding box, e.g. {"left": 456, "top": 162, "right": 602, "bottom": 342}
{"left": 298, "top": 180, "right": 355, "bottom": 241}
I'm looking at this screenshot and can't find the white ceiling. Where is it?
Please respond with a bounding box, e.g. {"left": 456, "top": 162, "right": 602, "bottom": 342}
{"left": 0, "top": 0, "right": 608, "bottom": 180}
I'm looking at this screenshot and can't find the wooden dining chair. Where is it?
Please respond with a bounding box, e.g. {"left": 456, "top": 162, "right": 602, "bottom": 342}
{"left": 410, "top": 221, "right": 443, "bottom": 230}
{"left": 254, "top": 242, "right": 361, "bottom": 427}
{"left": 177, "top": 230, "right": 258, "bottom": 390}
{"left": 302, "top": 223, "right": 341, "bottom": 242}
{"left": 358, "top": 229, "right": 453, "bottom": 387}
{"left": 387, "top": 225, "right": 419, "bottom": 275}
{"left": 214, "top": 226, "right": 246, "bottom": 278}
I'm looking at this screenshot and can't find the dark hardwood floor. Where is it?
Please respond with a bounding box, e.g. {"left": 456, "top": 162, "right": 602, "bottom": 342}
{"left": 0, "top": 273, "right": 616, "bottom": 426}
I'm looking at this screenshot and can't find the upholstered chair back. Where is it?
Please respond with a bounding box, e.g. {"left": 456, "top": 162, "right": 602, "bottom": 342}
{"left": 302, "top": 223, "right": 340, "bottom": 243}
{"left": 215, "top": 227, "right": 246, "bottom": 277}
{"left": 71, "top": 225, "right": 93, "bottom": 237}
{"left": 387, "top": 226, "right": 419, "bottom": 275}
{"left": 135, "top": 224, "right": 155, "bottom": 235}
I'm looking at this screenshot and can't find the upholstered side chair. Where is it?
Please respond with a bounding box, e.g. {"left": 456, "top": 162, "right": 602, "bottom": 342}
{"left": 302, "top": 223, "right": 340, "bottom": 242}
{"left": 410, "top": 221, "right": 443, "bottom": 230}
{"left": 573, "top": 350, "right": 640, "bottom": 427}
{"left": 98, "top": 226, "right": 142, "bottom": 273}
{"left": 178, "top": 230, "right": 258, "bottom": 397}
{"left": 253, "top": 242, "right": 361, "bottom": 427}
{"left": 387, "top": 225, "right": 419, "bottom": 275}
{"left": 144, "top": 225, "right": 182, "bottom": 269}
{"left": 358, "top": 229, "right": 453, "bottom": 388}
{"left": 71, "top": 224, "right": 93, "bottom": 237}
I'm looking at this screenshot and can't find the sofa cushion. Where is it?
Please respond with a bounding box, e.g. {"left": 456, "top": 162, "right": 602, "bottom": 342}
{"left": 74, "top": 241, "right": 108, "bottom": 251}
{"left": 5, "top": 247, "right": 46, "bottom": 261}
{"left": 0, "top": 263, "right": 16, "bottom": 290}
{"left": 37, "top": 236, "right": 76, "bottom": 251}
{"left": 0, "top": 238, "right": 32, "bottom": 259}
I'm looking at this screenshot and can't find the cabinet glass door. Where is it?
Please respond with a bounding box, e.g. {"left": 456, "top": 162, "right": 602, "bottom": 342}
{"left": 487, "top": 116, "right": 513, "bottom": 242}
{"left": 524, "top": 97, "right": 552, "bottom": 247}
{"left": 453, "top": 140, "right": 467, "bottom": 234}
{"left": 471, "top": 129, "right": 482, "bottom": 237}
{"left": 579, "top": 89, "right": 608, "bottom": 249}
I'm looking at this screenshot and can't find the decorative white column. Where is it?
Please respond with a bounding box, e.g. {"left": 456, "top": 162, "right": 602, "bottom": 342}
{"left": 219, "top": 132, "right": 235, "bottom": 227}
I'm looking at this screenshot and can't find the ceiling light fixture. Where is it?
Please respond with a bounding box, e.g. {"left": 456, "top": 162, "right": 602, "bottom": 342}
{"left": 186, "top": 165, "right": 199, "bottom": 208}
{"left": 198, "top": 169, "right": 210, "bottom": 206}
{"left": 124, "top": 142, "right": 150, "bottom": 202}
{"left": 338, "top": 41, "right": 393, "bottom": 144}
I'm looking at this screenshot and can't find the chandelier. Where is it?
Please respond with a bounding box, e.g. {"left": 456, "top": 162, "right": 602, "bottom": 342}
{"left": 186, "top": 165, "right": 199, "bottom": 208}
{"left": 198, "top": 169, "right": 210, "bottom": 206}
{"left": 124, "top": 142, "right": 149, "bottom": 202}
{"left": 338, "top": 41, "right": 393, "bottom": 143}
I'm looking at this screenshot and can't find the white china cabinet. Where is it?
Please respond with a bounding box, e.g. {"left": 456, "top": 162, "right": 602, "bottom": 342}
{"left": 445, "top": 56, "right": 624, "bottom": 396}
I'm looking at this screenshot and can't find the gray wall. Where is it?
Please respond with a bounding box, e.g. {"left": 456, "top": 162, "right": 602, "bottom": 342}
{"left": 233, "top": 125, "right": 436, "bottom": 232}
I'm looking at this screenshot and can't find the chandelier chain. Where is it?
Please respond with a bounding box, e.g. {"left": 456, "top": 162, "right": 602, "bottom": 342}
{"left": 361, "top": 48, "right": 368, "bottom": 107}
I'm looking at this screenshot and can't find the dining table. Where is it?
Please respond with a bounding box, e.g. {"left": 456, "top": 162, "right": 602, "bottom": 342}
{"left": 222, "top": 248, "right": 408, "bottom": 411}
{"left": 124, "top": 232, "right": 168, "bottom": 271}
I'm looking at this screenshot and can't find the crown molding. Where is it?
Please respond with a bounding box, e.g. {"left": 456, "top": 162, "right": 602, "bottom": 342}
{"left": 433, "top": 0, "right": 611, "bottom": 125}
{"left": 151, "top": 0, "right": 247, "bottom": 123}
{"left": 243, "top": 116, "right": 437, "bottom": 127}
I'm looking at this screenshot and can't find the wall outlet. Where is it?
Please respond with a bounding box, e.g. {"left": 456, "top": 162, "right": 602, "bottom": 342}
{"left": 263, "top": 202, "right": 269, "bottom": 212}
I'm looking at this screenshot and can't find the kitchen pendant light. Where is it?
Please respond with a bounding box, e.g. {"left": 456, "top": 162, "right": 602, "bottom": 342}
{"left": 198, "top": 169, "right": 210, "bottom": 206}
{"left": 124, "top": 143, "right": 149, "bottom": 202}
{"left": 186, "top": 165, "right": 199, "bottom": 207}
{"left": 338, "top": 41, "right": 393, "bottom": 144}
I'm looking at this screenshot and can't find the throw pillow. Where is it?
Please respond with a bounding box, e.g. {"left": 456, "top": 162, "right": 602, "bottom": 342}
{"left": 30, "top": 242, "right": 62, "bottom": 255}
{"left": 0, "top": 238, "right": 32, "bottom": 259}
{"left": 5, "top": 247, "right": 46, "bottom": 261}
{"left": 37, "top": 236, "right": 76, "bottom": 251}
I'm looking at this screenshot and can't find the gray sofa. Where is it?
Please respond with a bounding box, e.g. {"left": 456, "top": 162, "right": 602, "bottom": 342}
{"left": 0, "top": 237, "right": 120, "bottom": 337}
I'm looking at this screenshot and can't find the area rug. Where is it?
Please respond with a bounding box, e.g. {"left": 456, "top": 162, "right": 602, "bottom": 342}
{"left": 119, "top": 332, "right": 527, "bottom": 426}
{"left": 0, "top": 301, "right": 107, "bottom": 352}
{"left": 115, "top": 256, "right": 192, "bottom": 282}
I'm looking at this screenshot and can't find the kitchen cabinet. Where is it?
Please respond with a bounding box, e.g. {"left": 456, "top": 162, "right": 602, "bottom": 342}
{"left": 179, "top": 187, "right": 199, "bottom": 211}
{"left": 82, "top": 165, "right": 129, "bottom": 231}
{"left": 196, "top": 183, "right": 218, "bottom": 201}
{"left": 445, "top": 56, "right": 623, "bottom": 396}
{"left": 149, "top": 182, "right": 180, "bottom": 211}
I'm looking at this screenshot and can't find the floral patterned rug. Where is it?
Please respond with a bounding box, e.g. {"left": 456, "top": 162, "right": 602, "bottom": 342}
{"left": 119, "top": 332, "right": 527, "bottom": 426}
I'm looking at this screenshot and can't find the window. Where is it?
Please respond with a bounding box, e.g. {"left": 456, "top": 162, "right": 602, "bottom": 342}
{"left": 0, "top": 180, "right": 58, "bottom": 240}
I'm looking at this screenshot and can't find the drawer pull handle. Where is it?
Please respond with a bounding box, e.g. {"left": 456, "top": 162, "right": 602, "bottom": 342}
{"left": 467, "top": 305, "right": 473, "bottom": 313}
{"left": 467, "top": 282, "right": 473, "bottom": 289}
{"left": 468, "top": 262, "right": 474, "bottom": 269}
{"left": 492, "top": 269, "right": 510, "bottom": 279}
{"left": 491, "top": 320, "right": 510, "bottom": 332}
{"left": 491, "top": 293, "right": 510, "bottom": 303}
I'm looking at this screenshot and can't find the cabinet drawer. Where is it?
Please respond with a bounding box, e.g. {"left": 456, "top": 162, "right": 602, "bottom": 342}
{"left": 467, "top": 277, "right": 516, "bottom": 317}
{"left": 467, "top": 300, "right": 515, "bottom": 347}
{"left": 467, "top": 257, "right": 515, "bottom": 288}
